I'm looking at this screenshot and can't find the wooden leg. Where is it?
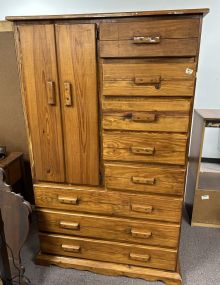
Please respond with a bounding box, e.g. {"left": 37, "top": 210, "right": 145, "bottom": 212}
{"left": 36, "top": 253, "right": 182, "bottom": 285}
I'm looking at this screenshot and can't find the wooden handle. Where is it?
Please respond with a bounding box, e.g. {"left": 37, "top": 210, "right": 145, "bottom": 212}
{"left": 131, "top": 147, "right": 155, "bottom": 155}
{"left": 61, "top": 244, "right": 80, "bottom": 253}
{"left": 47, "top": 81, "right": 56, "bottom": 105}
{"left": 64, "top": 82, "right": 73, "bottom": 106}
{"left": 58, "top": 196, "right": 78, "bottom": 205}
{"left": 132, "top": 177, "right": 155, "bottom": 185}
{"left": 131, "top": 113, "right": 156, "bottom": 122}
{"left": 133, "top": 36, "right": 160, "bottom": 44}
{"left": 131, "top": 204, "right": 153, "bottom": 214}
{"left": 131, "top": 229, "right": 152, "bottom": 239}
{"left": 59, "top": 221, "right": 80, "bottom": 230}
{"left": 134, "top": 76, "right": 161, "bottom": 89}
{"left": 129, "top": 253, "right": 150, "bottom": 262}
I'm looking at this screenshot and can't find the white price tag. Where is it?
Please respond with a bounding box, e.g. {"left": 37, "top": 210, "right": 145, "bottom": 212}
{"left": 201, "top": 195, "right": 209, "bottom": 200}
{"left": 186, "top": 68, "right": 194, "bottom": 75}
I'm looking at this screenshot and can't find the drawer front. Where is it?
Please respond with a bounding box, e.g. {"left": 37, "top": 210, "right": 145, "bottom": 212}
{"left": 102, "top": 99, "right": 190, "bottom": 133}
{"left": 40, "top": 233, "right": 177, "bottom": 271}
{"left": 99, "top": 19, "right": 199, "bottom": 58}
{"left": 37, "top": 209, "right": 180, "bottom": 248}
{"left": 100, "top": 19, "right": 200, "bottom": 40}
{"left": 103, "top": 131, "right": 187, "bottom": 165}
{"left": 102, "top": 62, "right": 195, "bottom": 97}
{"left": 103, "top": 112, "right": 189, "bottom": 133}
{"left": 34, "top": 185, "right": 182, "bottom": 223}
{"left": 100, "top": 39, "right": 198, "bottom": 58}
{"left": 105, "top": 163, "right": 185, "bottom": 195}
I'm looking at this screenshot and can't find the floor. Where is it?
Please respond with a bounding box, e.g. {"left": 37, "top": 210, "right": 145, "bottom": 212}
{"left": 200, "top": 162, "right": 220, "bottom": 173}
{"left": 20, "top": 210, "right": 220, "bottom": 285}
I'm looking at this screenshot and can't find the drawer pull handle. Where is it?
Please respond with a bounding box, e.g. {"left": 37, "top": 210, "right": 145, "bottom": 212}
{"left": 131, "top": 113, "right": 156, "bottom": 122}
{"left": 131, "top": 204, "right": 153, "bottom": 214}
{"left": 64, "top": 82, "right": 73, "bottom": 106}
{"left": 131, "top": 229, "right": 152, "bottom": 239}
{"left": 132, "top": 177, "right": 155, "bottom": 185}
{"left": 134, "top": 76, "right": 161, "bottom": 89}
{"left": 131, "top": 146, "right": 155, "bottom": 155}
{"left": 129, "top": 253, "right": 151, "bottom": 262}
{"left": 61, "top": 244, "right": 81, "bottom": 253}
{"left": 133, "top": 36, "right": 160, "bottom": 44}
{"left": 47, "top": 81, "right": 56, "bottom": 105}
{"left": 59, "top": 221, "right": 80, "bottom": 230}
{"left": 58, "top": 196, "right": 78, "bottom": 205}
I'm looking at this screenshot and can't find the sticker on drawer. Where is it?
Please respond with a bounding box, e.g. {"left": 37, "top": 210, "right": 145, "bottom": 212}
{"left": 201, "top": 195, "right": 209, "bottom": 200}
{"left": 186, "top": 68, "right": 194, "bottom": 75}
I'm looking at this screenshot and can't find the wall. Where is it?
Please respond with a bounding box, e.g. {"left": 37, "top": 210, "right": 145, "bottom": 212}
{"left": 0, "top": 0, "right": 219, "bottom": 158}
{"left": 0, "top": 31, "right": 28, "bottom": 157}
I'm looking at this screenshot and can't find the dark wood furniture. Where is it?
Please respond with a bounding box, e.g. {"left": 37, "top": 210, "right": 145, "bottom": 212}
{"left": 8, "top": 8, "right": 209, "bottom": 285}
{"left": 186, "top": 109, "right": 220, "bottom": 228}
{"left": 0, "top": 152, "right": 28, "bottom": 194}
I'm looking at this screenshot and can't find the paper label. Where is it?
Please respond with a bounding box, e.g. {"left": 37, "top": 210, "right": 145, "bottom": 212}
{"left": 186, "top": 68, "right": 194, "bottom": 75}
{"left": 201, "top": 195, "right": 209, "bottom": 200}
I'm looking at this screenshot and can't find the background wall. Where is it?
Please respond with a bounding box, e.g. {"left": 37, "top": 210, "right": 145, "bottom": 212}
{"left": 0, "top": 0, "right": 219, "bottom": 158}
{"left": 0, "top": 31, "right": 28, "bottom": 157}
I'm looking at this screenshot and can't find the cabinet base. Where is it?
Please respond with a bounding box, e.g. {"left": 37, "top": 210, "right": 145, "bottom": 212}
{"left": 36, "top": 252, "right": 182, "bottom": 285}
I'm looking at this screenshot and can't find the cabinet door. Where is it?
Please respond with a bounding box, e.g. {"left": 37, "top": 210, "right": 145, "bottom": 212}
{"left": 17, "top": 25, "right": 65, "bottom": 182}
{"left": 56, "top": 24, "right": 100, "bottom": 185}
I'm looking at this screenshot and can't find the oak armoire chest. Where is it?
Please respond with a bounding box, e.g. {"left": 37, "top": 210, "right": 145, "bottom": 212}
{"left": 7, "top": 8, "right": 208, "bottom": 285}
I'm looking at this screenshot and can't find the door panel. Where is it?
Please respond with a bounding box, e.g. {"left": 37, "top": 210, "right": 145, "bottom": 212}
{"left": 56, "top": 24, "right": 99, "bottom": 185}
{"left": 18, "top": 25, "right": 65, "bottom": 182}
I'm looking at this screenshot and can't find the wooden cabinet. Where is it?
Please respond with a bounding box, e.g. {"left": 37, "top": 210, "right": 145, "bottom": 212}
{"left": 8, "top": 8, "right": 209, "bottom": 285}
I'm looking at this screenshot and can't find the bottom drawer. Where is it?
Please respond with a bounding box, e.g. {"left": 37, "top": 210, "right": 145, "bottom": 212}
{"left": 40, "top": 233, "right": 177, "bottom": 271}
{"left": 37, "top": 209, "right": 180, "bottom": 248}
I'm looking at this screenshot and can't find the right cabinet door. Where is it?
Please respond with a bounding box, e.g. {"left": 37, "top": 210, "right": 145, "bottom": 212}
{"left": 55, "top": 24, "right": 100, "bottom": 185}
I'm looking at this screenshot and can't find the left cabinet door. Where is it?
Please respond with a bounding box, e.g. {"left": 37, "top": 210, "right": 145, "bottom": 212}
{"left": 17, "top": 25, "right": 65, "bottom": 182}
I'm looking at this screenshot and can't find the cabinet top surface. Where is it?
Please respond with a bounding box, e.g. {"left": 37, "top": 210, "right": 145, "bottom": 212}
{"left": 196, "top": 109, "right": 220, "bottom": 120}
{"left": 6, "top": 8, "right": 209, "bottom": 21}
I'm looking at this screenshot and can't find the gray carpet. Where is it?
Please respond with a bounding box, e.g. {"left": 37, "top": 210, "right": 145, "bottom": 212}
{"left": 20, "top": 210, "right": 220, "bottom": 285}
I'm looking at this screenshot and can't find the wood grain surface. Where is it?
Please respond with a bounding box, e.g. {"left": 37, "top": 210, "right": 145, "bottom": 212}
{"left": 34, "top": 184, "right": 182, "bottom": 223}
{"left": 6, "top": 8, "right": 209, "bottom": 21}
{"left": 103, "top": 112, "right": 190, "bottom": 133}
{"left": 105, "top": 163, "right": 185, "bottom": 195}
{"left": 37, "top": 209, "right": 180, "bottom": 248}
{"left": 100, "top": 38, "right": 198, "bottom": 58}
{"left": 102, "top": 62, "right": 195, "bottom": 96}
{"left": 99, "top": 19, "right": 200, "bottom": 40}
{"left": 17, "top": 24, "right": 65, "bottom": 182}
{"left": 39, "top": 233, "right": 177, "bottom": 271}
{"left": 55, "top": 24, "right": 100, "bottom": 185}
{"left": 103, "top": 131, "right": 187, "bottom": 165}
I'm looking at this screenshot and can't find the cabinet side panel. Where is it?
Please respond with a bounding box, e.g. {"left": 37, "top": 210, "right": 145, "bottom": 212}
{"left": 56, "top": 24, "right": 100, "bottom": 185}
{"left": 17, "top": 24, "right": 65, "bottom": 182}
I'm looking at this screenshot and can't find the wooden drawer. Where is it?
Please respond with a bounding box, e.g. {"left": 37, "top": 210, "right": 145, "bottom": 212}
{"left": 102, "top": 61, "right": 196, "bottom": 97}
{"left": 37, "top": 209, "right": 180, "bottom": 248}
{"left": 103, "top": 131, "right": 187, "bottom": 165}
{"left": 34, "top": 184, "right": 182, "bottom": 223}
{"left": 105, "top": 163, "right": 185, "bottom": 195}
{"left": 102, "top": 99, "right": 191, "bottom": 133}
{"left": 99, "top": 19, "right": 200, "bottom": 58}
{"left": 40, "top": 233, "right": 177, "bottom": 271}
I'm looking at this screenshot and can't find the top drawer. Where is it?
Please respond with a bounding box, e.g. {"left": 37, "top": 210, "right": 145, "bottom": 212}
{"left": 99, "top": 18, "right": 200, "bottom": 58}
